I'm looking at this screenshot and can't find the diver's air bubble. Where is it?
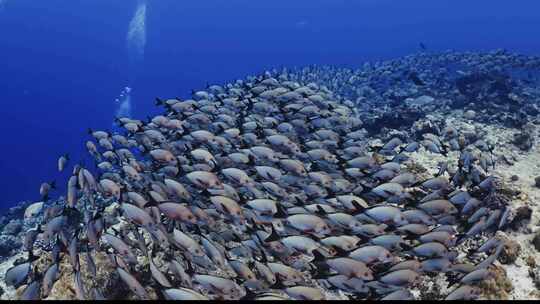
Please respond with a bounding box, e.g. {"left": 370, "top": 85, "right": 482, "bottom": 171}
{"left": 127, "top": 1, "right": 147, "bottom": 66}
{"left": 116, "top": 2, "right": 145, "bottom": 128}
{"left": 113, "top": 87, "right": 133, "bottom": 129}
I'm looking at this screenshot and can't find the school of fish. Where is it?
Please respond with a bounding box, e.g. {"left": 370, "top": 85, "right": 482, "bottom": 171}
{"left": 4, "top": 67, "right": 520, "bottom": 300}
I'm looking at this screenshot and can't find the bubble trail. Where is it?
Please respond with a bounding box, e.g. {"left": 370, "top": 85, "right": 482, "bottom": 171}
{"left": 126, "top": 0, "right": 147, "bottom": 68}
{"left": 115, "top": 0, "right": 147, "bottom": 125}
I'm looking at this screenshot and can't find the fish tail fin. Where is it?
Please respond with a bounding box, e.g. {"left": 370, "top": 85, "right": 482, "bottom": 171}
{"left": 399, "top": 242, "right": 414, "bottom": 251}
{"left": 274, "top": 204, "right": 288, "bottom": 219}
{"left": 351, "top": 200, "right": 366, "bottom": 213}
{"left": 446, "top": 273, "right": 460, "bottom": 288}
{"left": 292, "top": 196, "right": 304, "bottom": 207}
{"left": 309, "top": 260, "right": 330, "bottom": 280}
{"left": 454, "top": 233, "right": 467, "bottom": 245}
{"left": 263, "top": 224, "right": 281, "bottom": 242}
{"left": 400, "top": 230, "right": 418, "bottom": 241}
{"left": 410, "top": 178, "right": 426, "bottom": 188}
{"left": 311, "top": 249, "right": 327, "bottom": 263}
{"left": 333, "top": 245, "right": 351, "bottom": 257}
{"left": 315, "top": 205, "right": 327, "bottom": 216}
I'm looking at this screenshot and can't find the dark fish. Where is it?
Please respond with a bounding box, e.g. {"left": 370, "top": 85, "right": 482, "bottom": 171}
{"left": 5, "top": 262, "right": 31, "bottom": 287}
{"left": 85, "top": 250, "right": 97, "bottom": 277}
{"left": 19, "top": 280, "right": 41, "bottom": 300}
{"left": 43, "top": 263, "right": 60, "bottom": 297}
{"left": 74, "top": 271, "right": 86, "bottom": 300}
{"left": 117, "top": 268, "right": 150, "bottom": 300}
{"left": 408, "top": 71, "right": 425, "bottom": 86}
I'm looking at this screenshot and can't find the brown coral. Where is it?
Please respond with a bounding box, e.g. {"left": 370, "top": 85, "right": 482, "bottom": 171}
{"left": 478, "top": 264, "right": 513, "bottom": 300}
{"left": 495, "top": 232, "right": 521, "bottom": 265}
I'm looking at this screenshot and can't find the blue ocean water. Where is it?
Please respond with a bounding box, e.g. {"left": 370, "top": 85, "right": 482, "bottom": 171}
{"left": 0, "top": 0, "right": 539, "bottom": 210}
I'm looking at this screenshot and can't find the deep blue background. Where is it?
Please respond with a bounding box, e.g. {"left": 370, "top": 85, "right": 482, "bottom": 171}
{"left": 1, "top": 0, "right": 539, "bottom": 210}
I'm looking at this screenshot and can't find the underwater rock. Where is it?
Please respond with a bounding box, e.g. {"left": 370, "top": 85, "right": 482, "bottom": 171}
{"left": 512, "top": 132, "right": 534, "bottom": 151}
{"left": 406, "top": 95, "right": 435, "bottom": 108}
{"left": 464, "top": 110, "right": 476, "bottom": 120}
{"left": 530, "top": 266, "right": 540, "bottom": 289}
{"left": 508, "top": 206, "right": 533, "bottom": 230}
{"left": 455, "top": 71, "right": 513, "bottom": 103}
{"left": 0, "top": 235, "right": 22, "bottom": 257}
{"left": 363, "top": 105, "right": 425, "bottom": 135}
{"left": 2, "top": 202, "right": 31, "bottom": 221}
{"left": 2, "top": 221, "right": 22, "bottom": 236}
{"left": 522, "top": 103, "right": 540, "bottom": 116}
{"left": 416, "top": 273, "right": 447, "bottom": 300}
{"left": 496, "top": 232, "right": 521, "bottom": 264}
{"left": 512, "top": 123, "right": 536, "bottom": 151}
{"left": 535, "top": 176, "right": 540, "bottom": 188}
{"left": 526, "top": 255, "right": 537, "bottom": 268}
{"left": 532, "top": 232, "right": 540, "bottom": 252}
{"left": 5, "top": 205, "right": 26, "bottom": 219}
{"left": 45, "top": 251, "right": 121, "bottom": 300}
{"left": 0, "top": 202, "right": 31, "bottom": 259}
{"left": 411, "top": 116, "right": 444, "bottom": 138}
